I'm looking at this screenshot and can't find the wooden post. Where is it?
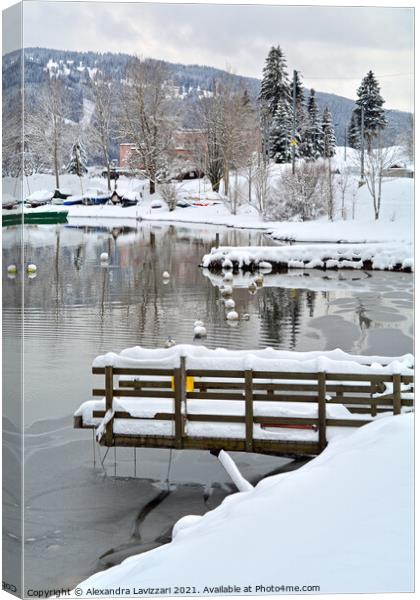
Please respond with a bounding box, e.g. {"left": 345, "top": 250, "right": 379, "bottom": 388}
{"left": 370, "top": 381, "right": 377, "bottom": 417}
{"left": 105, "top": 366, "right": 114, "bottom": 446}
{"left": 215, "top": 232, "right": 220, "bottom": 248}
{"left": 174, "top": 356, "right": 186, "bottom": 449}
{"left": 318, "top": 372, "right": 327, "bottom": 451}
{"left": 245, "top": 370, "right": 254, "bottom": 453}
{"left": 392, "top": 374, "right": 401, "bottom": 415}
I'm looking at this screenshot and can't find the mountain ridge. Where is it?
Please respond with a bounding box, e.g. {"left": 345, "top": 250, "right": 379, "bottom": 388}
{"left": 3, "top": 46, "right": 411, "bottom": 154}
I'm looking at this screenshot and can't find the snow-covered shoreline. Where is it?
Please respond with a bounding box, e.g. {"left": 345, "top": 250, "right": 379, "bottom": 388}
{"left": 74, "top": 414, "right": 414, "bottom": 595}
{"left": 201, "top": 243, "right": 414, "bottom": 273}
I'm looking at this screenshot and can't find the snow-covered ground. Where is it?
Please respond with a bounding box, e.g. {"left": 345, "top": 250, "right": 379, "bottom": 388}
{"left": 202, "top": 242, "right": 413, "bottom": 272}
{"left": 2, "top": 147, "right": 413, "bottom": 246}
{"left": 74, "top": 413, "right": 414, "bottom": 594}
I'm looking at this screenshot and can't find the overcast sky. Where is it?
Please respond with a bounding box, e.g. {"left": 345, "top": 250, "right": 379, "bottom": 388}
{"left": 20, "top": 1, "right": 414, "bottom": 111}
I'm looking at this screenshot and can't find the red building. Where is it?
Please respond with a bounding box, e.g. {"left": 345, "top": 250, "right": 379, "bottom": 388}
{"left": 119, "top": 130, "right": 207, "bottom": 169}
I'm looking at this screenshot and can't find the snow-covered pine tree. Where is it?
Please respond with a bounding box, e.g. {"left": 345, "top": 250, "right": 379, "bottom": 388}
{"left": 289, "top": 71, "right": 306, "bottom": 157}
{"left": 321, "top": 107, "right": 336, "bottom": 158}
{"left": 348, "top": 111, "right": 360, "bottom": 149}
{"left": 67, "top": 141, "right": 88, "bottom": 177}
{"left": 259, "top": 46, "right": 290, "bottom": 118}
{"left": 301, "top": 89, "right": 323, "bottom": 160}
{"left": 269, "top": 100, "right": 292, "bottom": 164}
{"left": 354, "top": 71, "right": 387, "bottom": 151}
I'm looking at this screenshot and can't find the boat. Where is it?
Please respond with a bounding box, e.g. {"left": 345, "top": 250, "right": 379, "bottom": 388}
{"left": 52, "top": 188, "right": 72, "bottom": 204}
{"left": 82, "top": 187, "right": 112, "bottom": 206}
{"left": 63, "top": 194, "right": 84, "bottom": 206}
{"left": 25, "top": 189, "right": 55, "bottom": 208}
{"left": 2, "top": 205, "right": 69, "bottom": 226}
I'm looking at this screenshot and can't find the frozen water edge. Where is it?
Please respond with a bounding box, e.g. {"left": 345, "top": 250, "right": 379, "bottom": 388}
{"left": 75, "top": 414, "right": 414, "bottom": 594}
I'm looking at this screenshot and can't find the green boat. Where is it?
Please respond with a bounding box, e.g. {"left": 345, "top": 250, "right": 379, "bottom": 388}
{"left": 2, "top": 206, "right": 69, "bottom": 226}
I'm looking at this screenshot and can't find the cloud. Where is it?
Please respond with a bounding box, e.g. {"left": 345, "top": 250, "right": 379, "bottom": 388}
{"left": 22, "top": 1, "right": 413, "bottom": 111}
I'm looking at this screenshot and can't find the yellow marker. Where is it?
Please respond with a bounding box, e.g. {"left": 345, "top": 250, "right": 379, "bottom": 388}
{"left": 291, "top": 138, "right": 298, "bottom": 146}
{"left": 171, "top": 376, "right": 195, "bottom": 392}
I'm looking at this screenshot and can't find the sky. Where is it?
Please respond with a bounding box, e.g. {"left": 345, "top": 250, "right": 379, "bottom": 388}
{"left": 17, "top": 1, "right": 415, "bottom": 111}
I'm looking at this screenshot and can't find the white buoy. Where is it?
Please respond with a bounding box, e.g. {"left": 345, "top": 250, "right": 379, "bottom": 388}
{"left": 224, "top": 298, "right": 235, "bottom": 309}
{"left": 259, "top": 261, "right": 272, "bottom": 273}
{"left": 223, "top": 272, "right": 233, "bottom": 282}
{"left": 242, "top": 313, "right": 250, "bottom": 321}
{"left": 194, "top": 325, "right": 207, "bottom": 338}
{"left": 100, "top": 252, "right": 109, "bottom": 262}
{"left": 254, "top": 274, "right": 264, "bottom": 286}
{"left": 248, "top": 282, "right": 257, "bottom": 293}
{"left": 163, "top": 271, "right": 170, "bottom": 279}
{"left": 7, "top": 264, "right": 17, "bottom": 274}
{"left": 221, "top": 285, "right": 233, "bottom": 297}
{"left": 27, "top": 264, "right": 37, "bottom": 273}
{"left": 226, "top": 310, "right": 239, "bottom": 321}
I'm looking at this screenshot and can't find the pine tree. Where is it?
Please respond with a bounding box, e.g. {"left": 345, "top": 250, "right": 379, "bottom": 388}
{"left": 259, "top": 46, "right": 290, "bottom": 118}
{"left": 269, "top": 100, "right": 292, "bottom": 164}
{"left": 354, "top": 71, "right": 387, "bottom": 151}
{"left": 67, "top": 141, "right": 88, "bottom": 177}
{"left": 301, "top": 89, "right": 323, "bottom": 160}
{"left": 348, "top": 111, "right": 360, "bottom": 149}
{"left": 321, "top": 107, "right": 336, "bottom": 158}
{"left": 290, "top": 72, "right": 307, "bottom": 157}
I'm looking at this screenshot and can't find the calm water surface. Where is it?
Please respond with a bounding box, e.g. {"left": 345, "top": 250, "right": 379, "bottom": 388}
{"left": 2, "top": 221, "right": 413, "bottom": 590}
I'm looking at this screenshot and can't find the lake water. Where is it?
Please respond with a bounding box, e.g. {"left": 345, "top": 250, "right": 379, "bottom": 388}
{"left": 2, "top": 221, "right": 413, "bottom": 591}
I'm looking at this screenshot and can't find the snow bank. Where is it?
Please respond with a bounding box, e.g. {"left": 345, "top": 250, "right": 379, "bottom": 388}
{"left": 202, "top": 243, "right": 414, "bottom": 273}
{"left": 75, "top": 414, "right": 414, "bottom": 594}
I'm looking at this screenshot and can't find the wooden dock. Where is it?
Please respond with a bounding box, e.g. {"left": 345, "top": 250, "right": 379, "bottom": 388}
{"left": 74, "top": 356, "right": 414, "bottom": 457}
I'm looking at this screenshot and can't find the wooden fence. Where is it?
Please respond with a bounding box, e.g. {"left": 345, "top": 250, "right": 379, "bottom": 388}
{"left": 74, "top": 359, "right": 414, "bottom": 456}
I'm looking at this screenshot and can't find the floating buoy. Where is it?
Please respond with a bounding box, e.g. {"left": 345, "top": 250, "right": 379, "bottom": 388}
{"left": 224, "top": 298, "right": 235, "bottom": 309}
{"left": 223, "top": 272, "right": 233, "bottom": 283}
{"left": 242, "top": 313, "right": 250, "bottom": 321}
{"left": 7, "top": 264, "right": 17, "bottom": 274}
{"left": 163, "top": 271, "right": 170, "bottom": 279}
{"left": 259, "top": 261, "right": 272, "bottom": 273}
{"left": 221, "top": 285, "right": 233, "bottom": 298}
{"left": 194, "top": 321, "right": 207, "bottom": 337}
{"left": 100, "top": 252, "right": 109, "bottom": 262}
{"left": 226, "top": 310, "right": 239, "bottom": 321}
{"left": 254, "top": 274, "right": 264, "bottom": 286}
{"left": 226, "top": 319, "right": 239, "bottom": 328}
{"left": 27, "top": 264, "right": 37, "bottom": 273}
{"left": 248, "top": 282, "right": 257, "bottom": 293}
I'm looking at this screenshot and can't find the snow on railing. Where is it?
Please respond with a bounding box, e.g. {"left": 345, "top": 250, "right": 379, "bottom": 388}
{"left": 92, "top": 344, "right": 414, "bottom": 377}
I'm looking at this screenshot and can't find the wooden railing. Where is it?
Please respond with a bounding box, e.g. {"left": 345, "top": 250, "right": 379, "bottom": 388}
{"left": 75, "top": 362, "right": 414, "bottom": 456}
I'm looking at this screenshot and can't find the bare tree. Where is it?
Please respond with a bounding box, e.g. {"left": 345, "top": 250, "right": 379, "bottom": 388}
{"left": 25, "top": 78, "right": 69, "bottom": 189}
{"left": 119, "top": 58, "right": 177, "bottom": 194}
{"left": 358, "top": 138, "right": 402, "bottom": 220}
{"left": 251, "top": 153, "right": 271, "bottom": 216}
{"left": 193, "top": 78, "right": 257, "bottom": 205}
{"left": 335, "top": 166, "right": 359, "bottom": 220}
{"left": 194, "top": 89, "right": 224, "bottom": 192}
{"left": 89, "top": 74, "right": 114, "bottom": 190}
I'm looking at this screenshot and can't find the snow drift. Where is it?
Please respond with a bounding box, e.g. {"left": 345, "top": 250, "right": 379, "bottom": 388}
{"left": 75, "top": 414, "right": 414, "bottom": 594}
